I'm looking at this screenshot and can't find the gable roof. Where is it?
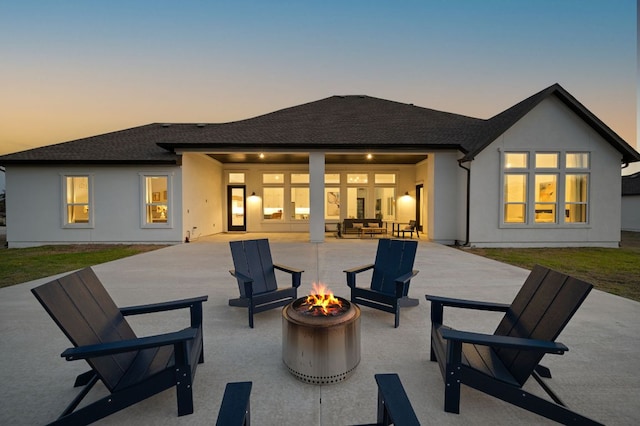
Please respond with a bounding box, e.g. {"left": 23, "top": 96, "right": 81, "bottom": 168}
{"left": 1, "top": 84, "right": 638, "bottom": 166}
{"left": 622, "top": 172, "right": 640, "bottom": 196}
{"left": 461, "top": 83, "right": 640, "bottom": 163}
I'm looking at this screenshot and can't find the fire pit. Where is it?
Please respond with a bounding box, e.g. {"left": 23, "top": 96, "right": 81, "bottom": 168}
{"left": 282, "top": 284, "right": 361, "bottom": 384}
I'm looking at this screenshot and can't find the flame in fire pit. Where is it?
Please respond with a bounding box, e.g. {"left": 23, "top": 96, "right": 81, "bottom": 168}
{"left": 301, "top": 283, "right": 344, "bottom": 316}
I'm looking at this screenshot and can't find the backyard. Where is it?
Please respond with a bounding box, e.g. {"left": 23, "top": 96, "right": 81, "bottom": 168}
{"left": 0, "top": 230, "right": 638, "bottom": 301}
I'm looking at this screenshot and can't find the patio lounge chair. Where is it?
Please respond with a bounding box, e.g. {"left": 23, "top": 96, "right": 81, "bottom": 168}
{"left": 229, "top": 238, "right": 303, "bottom": 328}
{"left": 31, "top": 267, "right": 208, "bottom": 425}
{"left": 344, "top": 238, "right": 419, "bottom": 327}
{"left": 426, "top": 265, "right": 603, "bottom": 425}
{"left": 216, "top": 381, "right": 252, "bottom": 426}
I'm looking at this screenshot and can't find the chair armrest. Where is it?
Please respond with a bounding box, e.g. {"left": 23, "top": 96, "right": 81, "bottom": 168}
{"left": 395, "top": 270, "right": 419, "bottom": 285}
{"left": 374, "top": 374, "right": 420, "bottom": 426}
{"left": 426, "top": 294, "right": 510, "bottom": 312}
{"left": 394, "top": 270, "right": 419, "bottom": 298}
{"left": 344, "top": 264, "right": 375, "bottom": 288}
{"left": 439, "top": 327, "right": 568, "bottom": 354}
{"left": 274, "top": 263, "right": 304, "bottom": 288}
{"left": 61, "top": 328, "right": 198, "bottom": 360}
{"left": 229, "top": 269, "right": 253, "bottom": 284}
{"left": 120, "top": 295, "right": 208, "bottom": 316}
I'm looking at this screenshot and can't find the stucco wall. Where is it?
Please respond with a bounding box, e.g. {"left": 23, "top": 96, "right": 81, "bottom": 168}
{"left": 427, "top": 151, "right": 463, "bottom": 244}
{"left": 468, "top": 96, "right": 622, "bottom": 247}
{"left": 181, "top": 153, "right": 223, "bottom": 240}
{"left": 5, "top": 164, "right": 183, "bottom": 247}
{"left": 621, "top": 195, "right": 640, "bottom": 231}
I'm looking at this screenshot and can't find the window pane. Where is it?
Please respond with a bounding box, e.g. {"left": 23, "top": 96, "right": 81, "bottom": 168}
{"left": 565, "top": 204, "right": 587, "bottom": 223}
{"left": 504, "top": 174, "right": 527, "bottom": 202}
{"left": 263, "top": 188, "right": 283, "bottom": 219}
{"left": 325, "top": 188, "right": 340, "bottom": 219}
{"left": 504, "top": 204, "right": 526, "bottom": 223}
{"left": 291, "top": 187, "right": 310, "bottom": 219}
{"left": 535, "top": 175, "right": 556, "bottom": 202}
{"left": 347, "top": 173, "right": 368, "bottom": 184}
{"left": 505, "top": 153, "right": 528, "bottom": 169}
{"left": 263, "top": 173, "right": 284, "bottom": 184}
{"left": 145, "top": 176, "right": 168, "bottom": 224}
{"left": 228, "top": 173, "right": 244, "bottom": 183}
{"left": 65, "top": 176, "right": 89, "bottom": 224}
{"left": 374, "top": 187, "right": 395, "bottom": 220}
{"left": 535, "top": 153, "right": 558, "bottom": 168}
{"left": 347, "top": 187, "right": 366, "bottom": 219}
{"left": 291, "top": 173, "right": 309, "bottom": 184}
{"left": 325, "top": 173, "right": 340, "bottom": 184}
{"left": 566, "top": 153, "right": 589, "bottom": 168}
{"left": 565, "top": 174, "right": 588, "bottom": 202}
{"left": 374, "top": 174, "right": 395, "bottom": 184}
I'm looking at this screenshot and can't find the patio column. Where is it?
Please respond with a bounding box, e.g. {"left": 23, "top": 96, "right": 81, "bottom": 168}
{"left": 309, "top": 152, "right": 325, "bottom": 243}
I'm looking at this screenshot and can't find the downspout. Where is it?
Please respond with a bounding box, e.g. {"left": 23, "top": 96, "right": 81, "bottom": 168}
{"left": 457, "top": 159, "right": 471, "bottom": 247}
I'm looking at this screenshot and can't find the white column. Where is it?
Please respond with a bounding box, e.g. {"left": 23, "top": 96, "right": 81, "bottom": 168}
{"left": 309, "top": 152, "right": 325, "bottom": 242}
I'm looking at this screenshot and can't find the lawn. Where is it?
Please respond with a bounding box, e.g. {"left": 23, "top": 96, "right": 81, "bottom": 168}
{"left": 0, "top": 244, "right": 167, "bottom": 288}
{"left": 461, "top": 231, "right": 640, "bottom": 302}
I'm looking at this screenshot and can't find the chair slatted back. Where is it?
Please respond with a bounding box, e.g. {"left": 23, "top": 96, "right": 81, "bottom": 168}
{"left": 371, "top": 239, "right": 418, "bottom": 296}
{"left": 230, "top": 239, "right": 278, "bottom": 296}
{"left": 494, "top": 265, "right": 593, "bottom": 385}
{"left": 31, "top": 268, "right": 137, "bottom": 392}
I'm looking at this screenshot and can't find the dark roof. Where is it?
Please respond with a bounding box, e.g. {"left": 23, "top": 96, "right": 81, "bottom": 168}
{"left": 622, "top": 172, "right": 640, "bottom": 196}
{"left": 461, "top": 84, "right": 640, "bottom": 163}
{"left": 1, "top": 85, "right": 638, "bottom": 166}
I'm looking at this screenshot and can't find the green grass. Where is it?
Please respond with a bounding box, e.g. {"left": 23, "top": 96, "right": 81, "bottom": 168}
{"left": 462, "top": 231, "right": 640, "bottom": 302}
{"left": 0, "top": 244, "right": 167, "bottom": 288}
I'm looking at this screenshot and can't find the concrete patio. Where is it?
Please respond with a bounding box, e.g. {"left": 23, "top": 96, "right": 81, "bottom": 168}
{"left": 1, "top": 233, "right": 638, "bottom": 425}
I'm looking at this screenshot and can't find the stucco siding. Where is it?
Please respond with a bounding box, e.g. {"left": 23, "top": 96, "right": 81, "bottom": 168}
{"left": 427, "top": 151, "right": 462, "bottom": 244}
{"left": 181, "top": 153, "right": 223, "bottom": 240}
{"left": 5, "top": 165, "right": 183, "bottom": 247}
{"left": 468, "top": 96, "right": 622, "bottom": 247}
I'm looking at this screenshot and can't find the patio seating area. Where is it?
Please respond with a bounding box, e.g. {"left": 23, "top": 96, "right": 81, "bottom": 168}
{"left": 1, "top": 233, "right": 638, "bottom": 425}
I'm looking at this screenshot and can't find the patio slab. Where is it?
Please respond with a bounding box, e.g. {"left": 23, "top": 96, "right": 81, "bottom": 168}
{"left": 1, "top": 234, "right": 638, "bottom": 425}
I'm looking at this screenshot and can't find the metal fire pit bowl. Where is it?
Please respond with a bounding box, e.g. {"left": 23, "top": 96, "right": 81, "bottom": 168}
{"left": 282, "top": 296, "right": 361, "bottom": 385}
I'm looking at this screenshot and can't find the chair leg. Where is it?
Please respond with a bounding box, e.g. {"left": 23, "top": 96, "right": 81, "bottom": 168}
{"left": 444, "top": 341, "right": 462, "bottom": 414}
{"left": 175, "top": 366, "right": 194, "bottom": 416}
{"left": 248, "top": 302, "right": 254, "bottom": 328}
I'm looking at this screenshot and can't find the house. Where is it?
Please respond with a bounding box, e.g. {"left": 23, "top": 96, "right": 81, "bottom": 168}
{"left": 622, "top": 172, "right": 640, "bottom": 232}
{"left": 1, "top": 83, "right": 638, "bottom": 248}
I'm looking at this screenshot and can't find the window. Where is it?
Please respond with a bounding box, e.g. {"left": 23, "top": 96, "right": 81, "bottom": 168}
{"left": 228, "top": 173, "right": 245, "bottom": 183}
{"left": 347, "top": 173, "right": 368, "bottom": 184}
{"left": 375, "top": 174, "right": 395, "bottom": 184}
{"left": 291, "top": 187, "right": 310, "bottom": 219}
{"left": 325, "top": 188, "right": 340, "bottom": 219}
{"left": 263, "top": 173, "right": 284, "bottom": 184}
{"left": 64, "top": 175, "right": 91, "bottom": 226}
{"left": 374, "top": 187, "right": 395, "bottom": 220}
{"left": 143, "top": 176, "right": 169, "bottom": 225}
{"left": 504, "top": 174, "right": 527, "bottom": 223}
{"left": 263, "top": 188, "right": 284, "bottom": 219}
{"left": 502, "top": 151, "right": 589, "bottom": 225}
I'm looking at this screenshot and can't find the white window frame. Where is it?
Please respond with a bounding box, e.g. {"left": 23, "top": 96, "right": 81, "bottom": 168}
{"left": 61, "top": 174, "right": 94, "bottom": 228}
{"left": 140, "top": 173, "right": 173, "bottom": 228}
{"left": 500, "top": 151, "right": 590, "bottom": 227}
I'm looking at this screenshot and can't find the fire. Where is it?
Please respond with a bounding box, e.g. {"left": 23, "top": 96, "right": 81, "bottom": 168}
{"left": 303, "top": 283, "right": 343, "bottom": 316}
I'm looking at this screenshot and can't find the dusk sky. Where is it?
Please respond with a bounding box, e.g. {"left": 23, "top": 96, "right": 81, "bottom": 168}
{"left": 1, "top": 1, "right": 637, "bottom": 172}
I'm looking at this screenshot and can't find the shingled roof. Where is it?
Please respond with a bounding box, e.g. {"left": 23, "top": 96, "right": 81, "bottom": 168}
{"left": 1, "top": 84, "right": 638, "bottom": 165}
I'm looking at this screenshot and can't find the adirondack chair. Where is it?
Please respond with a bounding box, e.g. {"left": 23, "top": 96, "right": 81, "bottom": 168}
{"left": 372, "top": 374, "right": 420, "bottom": 426}
{"left": 229, "top": 238, "right": 303, "bottom": 328}
{"left": 426, "top": 265, "right": 603, "bottom": 425}
{"left": 344, "top": 238, "right": 419, "bottom": 327}
{"left": 31, "top": 267, "right": 208, "bottom": 425}
{"left": 216, "top": 382, "right": 252, "bottom": 426}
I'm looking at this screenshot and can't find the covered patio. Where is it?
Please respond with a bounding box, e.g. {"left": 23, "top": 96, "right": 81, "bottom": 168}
{"left": 1, "top": 234, "right": 638, "bottom": 425}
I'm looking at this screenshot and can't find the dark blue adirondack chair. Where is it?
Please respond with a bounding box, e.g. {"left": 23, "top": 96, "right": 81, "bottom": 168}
{"left": 344, "top": 238, "right": 419, "bottom": 327}
{"left": 426, "top": 265, "right": 603, "bottom": 425}
{"left": 31, "top": 267, "right": 208, "bottom": 425}
{"left": 216, "top": 382, "right": 252, "bottom": 426}
{"left": 229, "top": 238, "right": 303, "bottom": 328}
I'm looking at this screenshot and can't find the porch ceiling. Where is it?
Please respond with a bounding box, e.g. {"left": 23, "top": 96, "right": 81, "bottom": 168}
{"left": 207, "top": 153, "right": 428, "bottom": 164}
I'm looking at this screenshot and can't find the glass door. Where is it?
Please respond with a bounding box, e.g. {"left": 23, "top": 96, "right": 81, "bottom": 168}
{"left": 227, "top": 185, "right": 246, "bottom": 231}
